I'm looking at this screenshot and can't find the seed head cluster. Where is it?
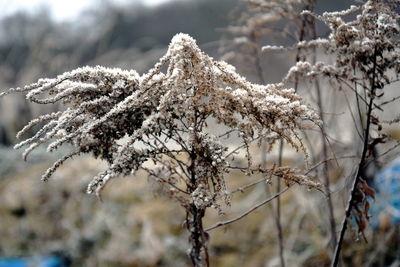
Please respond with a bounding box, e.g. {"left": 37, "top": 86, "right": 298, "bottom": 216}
{"left": 284, "top": 1, "right": 400, "bottom": 85}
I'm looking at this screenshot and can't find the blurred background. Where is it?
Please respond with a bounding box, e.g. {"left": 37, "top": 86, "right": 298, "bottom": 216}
{"left": 0, "top": 0, "right": 399, "bottom": 266}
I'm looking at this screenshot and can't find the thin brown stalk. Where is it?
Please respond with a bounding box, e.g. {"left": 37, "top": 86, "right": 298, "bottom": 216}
{"left": 268, "top": 4, "right": 314, "bottom": 262}
{"left": 310, "top": 7, "right": 338, "bottom": 252}
{"left": 331, "top": 47, "right": 378, "bottom": 267}
{"left": 205, "top": 187, "right": 290, "bottom": 232}
{"left": 250, "top": 29, "right": 285, "bottom": 267}
{"left": 276, "top": 140, "right": 285, "bottom": 267}
{"left": 316, "top": 79, "right": 338, "bottom": 250}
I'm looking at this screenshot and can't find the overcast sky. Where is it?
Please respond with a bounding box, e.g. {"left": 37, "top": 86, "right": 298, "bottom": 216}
{"left": 0, "top": 0, "right": 172, "bottom": 21}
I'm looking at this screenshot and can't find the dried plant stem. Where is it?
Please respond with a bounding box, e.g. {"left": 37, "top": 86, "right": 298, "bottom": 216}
{"left": 252, "top": 38, "right": 266, "bottom": 85}
{"left": 187, "top": 110, "right": 209, "bottom": 267}
{"left": 187, "top": 204, "right": 208, "bottom": 267}
{"left": 316, "top": 79, "right": 338, "bottom": 251}
{"left": 310, "top": 10, "right": 337, "bottom": 252}
{"left": 332, "top": 48, "right": 378, "bottom": 267}
{"left": 205, "top": 187, "right": 290, "bottom": 232}
{"left": 275, "top": 140, "right": 285, "bottom": 267}
{"left": 268, "top": 7, "right": 311, "bottom": 265}
{"left": 293, "top": 1, "right": 311, "bottom": 91}
{"left": 251, "top": 31, "right": 285, "bottom": 267}
{"left": 252, "top": 24, "right": 287, "bottom": 267}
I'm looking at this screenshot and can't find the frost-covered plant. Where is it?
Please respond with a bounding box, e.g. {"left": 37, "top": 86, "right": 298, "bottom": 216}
{"left": 285, "top": 1, "right": 399, "bottom": 85}
{"left": 223, "top": 0, "right": 316, "bottom": 79}
{"left": 1, "top": 33, "right": 320, "bottom": 266}
{"left": 282, "top": 1, "right": 399, "bottom": 265}
{"left": 226, "top": 0, "right": 314, "bottom": 45}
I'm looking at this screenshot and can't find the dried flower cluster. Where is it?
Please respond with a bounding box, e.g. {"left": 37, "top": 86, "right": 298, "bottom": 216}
{"left": 2, "top": 33, "right": 320, "bottom": 266}
{"left": 227, "top": 0, "right": 310, "bottom": 40}
{"left": 223, "top": 0, "right": 315, "bottom": 77}
{"left": 285, "top": 1, "right": 400, "bottom": 85}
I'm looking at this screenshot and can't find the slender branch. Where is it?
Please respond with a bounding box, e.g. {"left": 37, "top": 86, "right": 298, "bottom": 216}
{"left": 305, "top": 155, "right": 357, "bottom": 176}
{"left": 205, "top": 187, "right": 290, "bottom": 231}
{"left": 336, "top": 77, "right": 369, "bottom": 105}
{"left": 331, "top": 47, "right": 378, "bottom": 267}
{"left": 151, "top": 133, "right": 191, "bottom": 179}
{"left": 224, "top": 136, "right": 261, "bottom": 159}
{"left": 380, "top": 94, "right": 400, "bottom": 106}
{"left": 354, "top": 73, "right": 365, "bottom": 134}
{"left": 231, "top": 176, "right": 271, "bottom": 194}
{"left": 142, "top": 166, "right": 189, "bottom": 194}
{"left": 218, "top": 129, "right": 236, "bottom": 139}
{"left": 341, "top": 90, "right": 363, "bottom": 140}
{"left": 170, "top": 128, "right": 191, "bottom": 154}
{"left": 370, "top": 140, "right": 400, "bottom": 162}
{"left": 311, "top": 8, "right": 338, "bottom": 252}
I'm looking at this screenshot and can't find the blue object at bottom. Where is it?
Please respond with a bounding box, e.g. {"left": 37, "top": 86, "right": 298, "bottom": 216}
{"left": 0, "top": 257, "right": 65, "bottom": 267}
{"left": 371, "top": 157, "right": 400, "bottom": 227}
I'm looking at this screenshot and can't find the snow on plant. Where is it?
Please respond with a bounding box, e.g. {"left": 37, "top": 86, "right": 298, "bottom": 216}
{"left": 1, "top": 33, "right": 320, "bottom": 266}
